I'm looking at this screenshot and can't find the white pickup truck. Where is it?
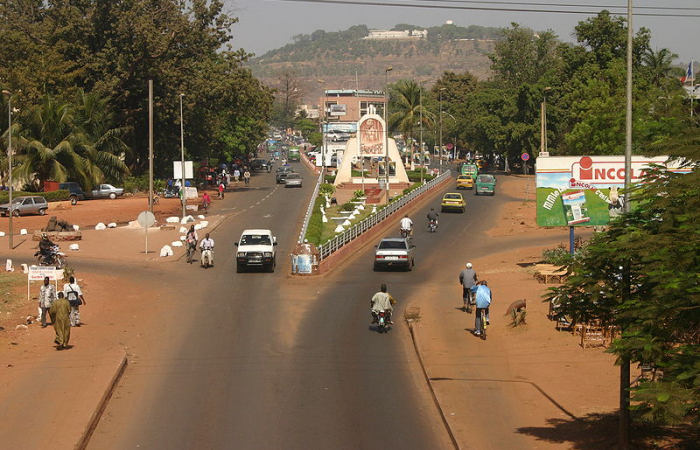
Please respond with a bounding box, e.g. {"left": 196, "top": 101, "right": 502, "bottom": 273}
{"left": 235, "top": 229, "right": 277, "bottom": 273}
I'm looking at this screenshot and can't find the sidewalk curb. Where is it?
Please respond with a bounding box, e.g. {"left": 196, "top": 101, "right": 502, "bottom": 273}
{"left": 76, "top": 351, "right": 128, "bottom": 450}
{"left": 407, "top": 320, "right": 461, "bottom": 450}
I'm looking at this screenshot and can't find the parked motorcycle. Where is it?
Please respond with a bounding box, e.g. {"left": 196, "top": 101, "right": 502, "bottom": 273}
{"left": 428, "top": 220, "right": 438, "bottom": 233}
{"left": 35, "top": 245, "right": 66, "bottom": 269}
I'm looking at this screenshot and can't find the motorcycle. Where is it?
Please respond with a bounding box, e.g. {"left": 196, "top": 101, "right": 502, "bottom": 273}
{"left": 400, "top": 227, "right": 412, "bottom": 239}
{"left": 428, "top": 220, "right": 438, "bottom": 233}
{"left": 201, "top": 248, "right": 213, "bottom": 269}
{"left": 35, "top": 245, "right": 66, "bottom": 269}
{"left": 374, "top": 310, "right": 391, "bottom": 333}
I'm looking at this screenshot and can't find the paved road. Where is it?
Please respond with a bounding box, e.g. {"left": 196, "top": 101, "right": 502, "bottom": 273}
{"left": 89, "top": 163, "right": 504, "bottom": 450}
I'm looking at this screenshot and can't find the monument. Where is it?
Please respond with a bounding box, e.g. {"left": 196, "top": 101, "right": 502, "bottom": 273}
{"left": 334, "top": 106, "right": 409, "bottom": 188}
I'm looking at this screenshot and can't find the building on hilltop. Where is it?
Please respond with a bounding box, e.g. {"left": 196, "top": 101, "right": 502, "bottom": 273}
{"left": 364, "top": 29, "right": 427, "bottom": 40}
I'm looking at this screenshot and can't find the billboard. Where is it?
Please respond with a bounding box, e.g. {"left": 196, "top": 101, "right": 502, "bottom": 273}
{"left": 536, "top": 156, "right": 689, "bottom": 227}
{"left": 329, "top": 104, "right": 347, "bottom": 116}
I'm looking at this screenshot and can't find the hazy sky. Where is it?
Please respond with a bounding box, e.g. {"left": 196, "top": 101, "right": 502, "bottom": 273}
{"left": 226, "top": 0, "right": 698, "bottom": 65}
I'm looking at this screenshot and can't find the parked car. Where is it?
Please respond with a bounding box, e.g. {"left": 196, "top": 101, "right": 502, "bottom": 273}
{"left": 373, "top": 237, "right": 415, "bottom": 271}
{"left": 0, "top": 196, "right": 49, "bottom": 217}
{"left": 441, "top": 192, "right": 466, "bottom": 213}
{"left": 475, "top": 174, "right": 496, "bottom": 195}
{"left": 89, "top": 184, "right": 124, "bottom": 199}
{"left": 327, "top": 130, "right": 350, "bottom": 142}
{"left": 235, "top": 229, "right": 277, "bottom": 273}
{"left": 284, "top": 173, "right": 303, "bottom": 188}
{"left": 44, "top": 181, "right": 85, "bottom": 205}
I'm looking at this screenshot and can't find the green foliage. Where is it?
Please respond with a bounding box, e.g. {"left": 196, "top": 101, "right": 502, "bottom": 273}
{"left": 319, "top": 183, "right": 335, "bottom": 195}
{"left": 324, "top": 174, "right": 335, "bottom": 184}
{"left": 352, "top": 189, "right": 365, "bottom": 199}
{"left": 510, "top": 309, "right": 527, "bottom": 327}
{"left": 124, "top": 176, "right": 165, "bottom": 194}
{"left": 0, "top": 190, "right": 70, "bottom": 203}
{"left": 545, "top": 158, "right": 700, "bottom": 426}
{"left": 405, "top": 170, "right": 434, "bottom": 182}
{"left": 304, "top": 195, "right": 326, "bottom": 246}
{"left": 541, "top": 244, "right": 574, "bottom": 266}
{"left": 340, "top": 202, "right": 355, "bottom": 212}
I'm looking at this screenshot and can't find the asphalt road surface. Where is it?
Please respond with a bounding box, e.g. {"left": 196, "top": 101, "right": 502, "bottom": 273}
{"left": 85, "top": 161, "right": 512, "bottom": 449}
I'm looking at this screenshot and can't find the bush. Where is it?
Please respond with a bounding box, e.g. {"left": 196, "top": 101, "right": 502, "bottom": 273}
{"left": 541, "top": 245, "right": 573, "bottom": 266}
{"left": 0, "top": 190, "right": 70, "bottom": 203}
{"left": 124, "top": 176, "right": 166, "bottom": 194}
{"left": 340, "top": 202, "right": 355, "bottom": 211}
{"left": 352, "top": 189, "right": 364, "bottom": 199}
{"left": 304, "top": 195, "right": 326, "bottom": 246}
{"left": 406, "top": 170, "right": 435, "bottom": 182}
{"left": 319, "top": 183, "right": 335, "bottom": 196}
{"left": 324, "top": 174, "right": 335, "bottom": 184}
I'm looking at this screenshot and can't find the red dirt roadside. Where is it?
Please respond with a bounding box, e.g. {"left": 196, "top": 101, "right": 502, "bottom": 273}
{"left": 411, "top": 175, "right": 623, "bottom": 450}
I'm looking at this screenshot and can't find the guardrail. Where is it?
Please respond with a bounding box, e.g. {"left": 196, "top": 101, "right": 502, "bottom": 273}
{"left": 297, "top": 170, "right": 324, "bottom": 244}
{"left": 316, "top": 171, "right": 451, "bottom": 260}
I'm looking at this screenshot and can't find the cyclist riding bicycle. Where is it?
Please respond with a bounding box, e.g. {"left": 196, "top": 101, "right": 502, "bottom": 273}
{"left": 470, "top": 280, "right": 492, "bottom": 337}
{"left": 459, "top": 262, "right": 478, "bottom": 312}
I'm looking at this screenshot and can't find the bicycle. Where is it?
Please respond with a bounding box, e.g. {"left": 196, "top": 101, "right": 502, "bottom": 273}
{"left": 479, "top": 308, "right": 488, "bottom": 340}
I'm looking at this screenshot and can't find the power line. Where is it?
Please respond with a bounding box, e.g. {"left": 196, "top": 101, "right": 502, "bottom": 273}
{"left": 271, "top": 0, "right": 700, "bottom": 17}
{"left": 411, "top": 0, "right": 700, "bottom": 12}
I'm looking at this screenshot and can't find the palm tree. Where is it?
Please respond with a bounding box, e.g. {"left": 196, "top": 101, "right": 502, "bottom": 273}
{"left": 388, "top": 80, "right": 428, "bottom": 170}
{"left": 642, "top": 48, "right": 680, "bottom": 87}
{"left": 73, "top": 90, "right": 130, "bottom": 188}
{"left": 14, "top": 95, "right": 88, "bottom": 191}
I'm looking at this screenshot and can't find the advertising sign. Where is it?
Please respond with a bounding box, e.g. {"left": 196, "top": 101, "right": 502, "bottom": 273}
{"left": 329, "top": 104, "right": 347, "bottom": 116}
{"left": 28, "top": 266, "right": 58, "bottom": 281}
{"left": 536, "top": 155, "right": 689, "bottom": 227}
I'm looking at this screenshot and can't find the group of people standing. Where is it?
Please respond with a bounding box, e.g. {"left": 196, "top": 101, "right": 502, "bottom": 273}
{"left": 38, "top": 276, "right": 86, "bottom": 350}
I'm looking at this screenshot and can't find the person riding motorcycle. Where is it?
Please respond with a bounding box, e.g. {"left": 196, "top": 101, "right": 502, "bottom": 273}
{"left": 427, "top": 207, "right": 439, "bottom": 230}
{"left": 199, "top": 233, "right": 215, "bottom": 266}
{"left": 185, "top": 226, "right": 198, "bottom": 264}
{"left": 399, "top": 215, "right": 413, "bottom": 237}
{"left": 38, "top": 233, "right": 56, "bottom": 263}
{"left": 371, "top": 283, "right": 396, "bottom": 325}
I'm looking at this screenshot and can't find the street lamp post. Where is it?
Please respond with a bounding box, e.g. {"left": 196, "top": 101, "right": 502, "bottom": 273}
{"left": 540, "top": 87, "right": 552, "bottom": 156}
{"left": 439, "top": 88, "right": 446, "bottom": 175}
{"left": 2, "top": 90, "right": 14, "bottom": 250}
{"left": 419, "top": 80, "right": 425, "bottom": 185}
{"left": 384, "top": 66, "right": 393, "bottom": 204}
{"left": 179, "top": 94, "right": 186, "bottom": 218}
{"left": 316, "top": 80, "right": 328, "bottom": 179}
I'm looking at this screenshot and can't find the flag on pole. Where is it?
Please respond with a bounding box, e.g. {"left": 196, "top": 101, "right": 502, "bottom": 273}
{"left": 680, "top": 60, "right": 694, "bottom": 84}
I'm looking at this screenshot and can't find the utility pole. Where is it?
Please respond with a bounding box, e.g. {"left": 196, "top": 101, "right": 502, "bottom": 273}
{"left": 179, "top": 93, "right": 186, "bottom": 218}
{"left": 439, "top": 88, "right": 446, "bottom": 175}
{"left": 2, "top": 89, "right": 14, "bottom": 250}
{"left": 384, "top": 67, "right": 393, "bottom": 204}
{"left": 148, "top": 80, "right": 154, "bottom": 214}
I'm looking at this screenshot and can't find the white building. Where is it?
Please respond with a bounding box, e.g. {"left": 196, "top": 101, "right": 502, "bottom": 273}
{"left": 364, "top": 29, "right": 428, "bottom": 40}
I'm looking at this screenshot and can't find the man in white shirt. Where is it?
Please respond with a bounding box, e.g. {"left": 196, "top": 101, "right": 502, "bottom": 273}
{"left": 199, "top": 233, "right": 215, "bottom": 267}
{"left": 63, "top": 276, "right": 85, "bottom": 327}
{"left": 399, "top": 214, "right": 413, "bottom": 237}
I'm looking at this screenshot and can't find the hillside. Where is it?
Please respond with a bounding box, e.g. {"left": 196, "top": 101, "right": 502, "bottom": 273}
{"left": 246, "top": 24, "right": 501, "bottom": 98}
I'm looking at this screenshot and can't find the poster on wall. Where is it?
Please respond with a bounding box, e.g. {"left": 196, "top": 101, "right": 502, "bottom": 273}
{"left": 536, "top": 156, "right": 689, "bottom": 227}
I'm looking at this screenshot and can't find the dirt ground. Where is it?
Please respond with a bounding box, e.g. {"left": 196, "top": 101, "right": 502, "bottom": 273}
{"left": 412, "top": 174, "right": 694, "bottom": 450}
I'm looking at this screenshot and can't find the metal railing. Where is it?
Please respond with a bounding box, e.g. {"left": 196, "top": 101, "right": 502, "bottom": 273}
{"left": 316, "top": 171, "right": 451, "bottom": 260}
{"left": 297, "top": 170, "right": 324, "bottom": 244}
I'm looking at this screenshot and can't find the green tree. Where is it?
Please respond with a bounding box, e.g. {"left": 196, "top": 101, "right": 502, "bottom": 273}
{"left": 388, "top": 80, "right": 425, "bottom": 167}
{"left": 547, "top": 131, "right": 700, "bottom": 427}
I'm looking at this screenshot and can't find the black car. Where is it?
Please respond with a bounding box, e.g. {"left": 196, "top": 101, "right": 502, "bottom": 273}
{"left": 251, "top": 159, "right": 270, "bottom": 171}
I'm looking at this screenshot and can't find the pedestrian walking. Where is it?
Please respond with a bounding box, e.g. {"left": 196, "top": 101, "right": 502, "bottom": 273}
{"left": 49, "top": 292, "right": 71, "bottom": 350}
{"left": 233, "top": 168, "right": 241, "bottom": 182}
{"left": 244, "top": 169, "right": 251, "bottom": 186}
{"left": 63, "top": 276, "right": 85, "bottom": 327}
{"left": 218, "top": 182, "right": 225, "bottom": 199}
{"left": 38, "top": 276, "right": 56, "bottom": 328}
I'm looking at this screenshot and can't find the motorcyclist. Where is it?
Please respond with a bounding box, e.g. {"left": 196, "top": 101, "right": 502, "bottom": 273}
{"left": 199, "top": 233, "right": 215, "bottom": 266}
{"left": 427, "top": 207, "right": 439, "bottom": 229}
{"left": 371, "top": 283, "right": 396, "bottom": 325}
{"left": 459, "top": 262, "right": 478, "bottom": 312}
{"left": 39, "top": 233, "right": 56, "bottom": 263}
{"left": 399, "top": 214, "right": 413, "bottom": 237}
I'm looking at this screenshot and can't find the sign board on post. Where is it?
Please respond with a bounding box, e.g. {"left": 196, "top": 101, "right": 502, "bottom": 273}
{"left": 535, "top": 155, "right": 690, "bottom": 227}
{"left": 521, "top": 153, "right": 530, "bottom": 161}
{"left": 173, "top": 161, "right": 194, "bottom": 179}
{"left": 138, "top": 211, "right": 156, "bottom": 254}
{"left": 27, "top": 266, "right": 59, "bottom": 302}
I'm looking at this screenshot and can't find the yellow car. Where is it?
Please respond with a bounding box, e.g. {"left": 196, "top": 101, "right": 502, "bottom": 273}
{"left": 441, "top": 192, "right": 466, "bottom": 213}
{"left": 456, "top": 175, "right": 474, "bottom": 190}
